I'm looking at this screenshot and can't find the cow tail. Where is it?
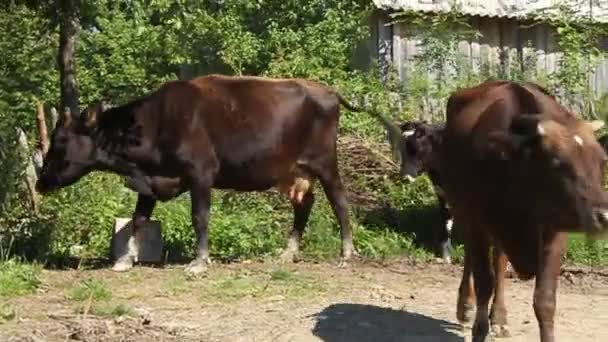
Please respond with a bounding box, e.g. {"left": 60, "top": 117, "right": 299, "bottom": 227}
{"left": 336, "top": 92, "right": 404, "bottom": 165}
{"left": 336, "top": 93, "right": 362, "bottom": 112}
{"left": 336, "top": 93, "right": 393, "bottom": 126}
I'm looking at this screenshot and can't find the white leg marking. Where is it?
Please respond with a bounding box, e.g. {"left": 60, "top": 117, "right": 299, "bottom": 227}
{"left": 446, "top": 218, "right": 454, "bottom": 233}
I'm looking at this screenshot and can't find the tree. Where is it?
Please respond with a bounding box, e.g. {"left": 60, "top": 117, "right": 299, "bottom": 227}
{"left": 56, "top": 0, "right": 81, "bottom": 115}
{"left": 8, "top": 0, "right": 103, "bottom": 115}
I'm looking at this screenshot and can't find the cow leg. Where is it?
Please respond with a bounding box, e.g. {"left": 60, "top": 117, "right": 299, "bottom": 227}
{"left": 533, "top": 232, "right": 567, "bottom": 342}
{"left": 490, "top": 247, "right": 510, "bottom": 338}
{"left": 113, "top": 194, "right": 156, "bottom": 272}
{"left": 437, "top": 197, "right": 453, "bottom": 263}
{"left": 470, "top": 234, "right": 494, "bottom": 342}
{"left": 185, "top": 185, "right": 213, "bottom": 275}
{"left": 310, "top": 162, "right": 355, "bottom": 266}
{"left": 280, "top": 190, "right": 315, "bottom": 263}
{"left": 438, "top": 218, "right": 453, "bottom": 263}
{"left": 457, "top": 239, "right": 475, "bottom": 325}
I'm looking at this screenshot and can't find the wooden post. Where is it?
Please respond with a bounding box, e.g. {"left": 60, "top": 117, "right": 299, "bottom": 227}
{"left": 49, "top": 107, "right": 59, "bottom": 131}
{"left": 377, "top": 15, "right": 393, "bottom": 82}
{"left": 17, "top": 128, "right": 39, "bottom": 213}
{"left": 36, "top": 101, "right": 49, "bottom": 156}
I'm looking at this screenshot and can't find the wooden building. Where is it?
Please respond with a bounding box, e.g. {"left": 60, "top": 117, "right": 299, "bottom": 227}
{"left": 367, "top": 0, "right": 608, "bottom": 96}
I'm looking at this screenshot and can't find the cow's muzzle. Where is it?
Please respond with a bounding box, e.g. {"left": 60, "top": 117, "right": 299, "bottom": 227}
{"left": 400, "top": 162, "right": 419, "bottom": 182}
{"left": 35, "top": 174, "right": 60, "bottom": 194}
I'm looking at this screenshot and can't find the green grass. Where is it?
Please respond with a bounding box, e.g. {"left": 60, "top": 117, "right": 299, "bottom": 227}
{"left": 0, "top": 303, "right": 16, "bottom": 323}
{"left": 198, "top": 268, "right": 333, "bottom": 302}
{"left": 0, "top": 259, "right": 41, "bottom": 297}
{"left": 74, "top": 303, "right": 133, "bottom": 318}
{"left": 566, "top": 233, "right": 608, "bottom": 265}
{"left": 446, "top": 235, "right": 608, "bottom": 266}
{"left": 68, "top": 278, "right": 134, "bottom": 318}
{"left": 4, "top": 168, "right": 608, "bottom": 269}
{"left": 68, "top": 278, "right": 112, "bottom": 302}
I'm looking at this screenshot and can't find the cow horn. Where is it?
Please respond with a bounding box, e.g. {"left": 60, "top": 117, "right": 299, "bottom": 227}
{"left": 84, "top": 102, "right": 103, "bottom": 128}
{"left": 537, "top": 122, "right": 546, "bottom": 136}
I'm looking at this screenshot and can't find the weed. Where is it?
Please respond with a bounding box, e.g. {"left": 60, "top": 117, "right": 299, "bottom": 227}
{"left": 200, "top": 269, "right": 332, "bottom": 302}
{"left": 269, "top": 269, "right": 293, "bottom": 281}
{"left": 68, "top": 278, "right": 112, "bottom": 302}
{"left": 0, "top": 259, "right": 41, "bottom": 297}
{"left": 567, "top": 234, "right": 608, "bottom": 265}
{"left": 75, "top": 303, "right": 133, "bottom": 318}
{"left": 161, "top": 271, "right": 193, "bottom": 297}
{"left": 0, "top": 303, "right": 15, "bottom": 323}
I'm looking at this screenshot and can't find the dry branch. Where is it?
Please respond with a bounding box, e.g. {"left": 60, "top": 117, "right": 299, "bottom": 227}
{"left": 36, "top": 101, "right": 49, "bottom": 155}
{"left": 336, "top": 135, "right": 400, "bottom": 207}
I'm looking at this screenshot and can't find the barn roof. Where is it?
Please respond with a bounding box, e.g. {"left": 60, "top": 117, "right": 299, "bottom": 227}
{"left": 372, "top": 0, "right": 608, "bottom": 23}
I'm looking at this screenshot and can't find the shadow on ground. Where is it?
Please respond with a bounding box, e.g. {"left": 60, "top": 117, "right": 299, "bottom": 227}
{"left": 311, "top": 303, "right": 463, "bottom": 342}
{"left": 357, "top": 202, "right": 467, "bottom": 257}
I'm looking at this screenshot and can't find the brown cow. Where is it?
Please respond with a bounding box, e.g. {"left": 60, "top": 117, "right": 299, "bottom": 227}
{"left": 35, "top": 74, "right": 383, "bottom": 274}
{"left": 435, "top": 80, "right": 608, "bottom": 342}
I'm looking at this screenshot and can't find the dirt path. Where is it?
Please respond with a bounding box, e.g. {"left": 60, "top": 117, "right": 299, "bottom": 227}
{"left": 1, "top": 260, "right": 607, "bottom": 341}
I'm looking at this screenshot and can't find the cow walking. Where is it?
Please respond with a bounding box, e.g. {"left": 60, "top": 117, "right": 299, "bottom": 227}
{"left": 435, "top": 80, "right": 608, "bottom": 342}
{"left": 397, "top": 120, "right": 454, "bottom": 262}
{"left": 36, "top": 74, "right": 380, "bottom": 274}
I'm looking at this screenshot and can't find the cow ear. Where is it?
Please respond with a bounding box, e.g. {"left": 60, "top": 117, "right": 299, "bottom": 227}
{"left": 83, "top": 101, "right": 104, "bottom": 128}
{"left": 484, "top": 114, "right": 545, "bottom": 160}
{"left": 509, "top": 114, "right": 543, "bottom": 138}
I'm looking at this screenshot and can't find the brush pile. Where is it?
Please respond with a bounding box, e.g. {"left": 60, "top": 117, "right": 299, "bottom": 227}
{"left": 336, "top": 135, "right": 401, "bottom": 207}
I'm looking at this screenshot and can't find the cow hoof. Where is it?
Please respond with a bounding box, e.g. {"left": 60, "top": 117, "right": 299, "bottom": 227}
{"left": 338, "top": 257, "right": 353, "bottom": 268}
{"left": 472, "top": 335, "right": 493, "bottom": 342}
{"left": 185, "top": 258, "right": 210, "bottom": 275}
{"left": 435, "top": 256, "right": 452, "bottom": 264}
{"left": 491, "top": 324, "right": 511, "bottom": 338}
{"left": 278, "top": 249, "right": 300, "bottom": 263}
{"left": 112, "top": 258, "right": 134, "bottom": 272}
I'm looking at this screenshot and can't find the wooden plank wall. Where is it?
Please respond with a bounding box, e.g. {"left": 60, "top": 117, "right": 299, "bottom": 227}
{"left": 377, "top": 15, "right": 608, "bottom": 116}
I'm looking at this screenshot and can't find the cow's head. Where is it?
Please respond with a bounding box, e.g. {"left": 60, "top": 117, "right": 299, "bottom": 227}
{"left": 494, "top": 114, "right": 608, "bottom": 234}
{"left": 398, "top": 120, "right": 443, "bottom": 181}
{"left": 35, "top": 103, "right": 105, "bottom": 194}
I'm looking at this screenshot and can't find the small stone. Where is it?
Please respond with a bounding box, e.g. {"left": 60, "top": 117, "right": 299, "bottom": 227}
{"left": 134, "top": 307, "right": 151, "bottom": 325}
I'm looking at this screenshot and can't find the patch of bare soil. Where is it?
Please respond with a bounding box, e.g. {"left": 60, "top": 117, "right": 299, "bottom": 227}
{"left": 1, "top": 259, "right": 607, "bottom": 342}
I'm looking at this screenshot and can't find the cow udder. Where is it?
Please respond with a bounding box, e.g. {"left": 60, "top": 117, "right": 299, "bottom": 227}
{"left": 276, "top": 176, "right": 312, "bottom": 204}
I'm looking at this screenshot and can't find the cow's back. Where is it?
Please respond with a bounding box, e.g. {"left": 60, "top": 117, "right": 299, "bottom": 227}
{"left": 438, "top": 82, "right": 561, "bottom": 228}
{"left": 139, "top": 75, "right": 341, "bottom": 191}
